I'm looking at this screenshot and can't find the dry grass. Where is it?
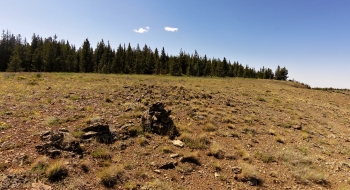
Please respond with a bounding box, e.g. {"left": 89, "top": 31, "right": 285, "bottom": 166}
{"left": 179, "top": 133, "right": 210, "bottom": 149}
{"left": 98, "top": 165, "right": 124, "bottom": 187}
{"left": 0, "top": 73, "right": 349, "bottom": 189}
{"left": 46, "top": 160, "right": 68, "bottom": 182}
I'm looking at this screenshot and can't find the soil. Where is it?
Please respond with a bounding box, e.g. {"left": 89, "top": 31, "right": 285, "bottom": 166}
{"left": 0, "top": 73, "right": 350, "bottom": 189}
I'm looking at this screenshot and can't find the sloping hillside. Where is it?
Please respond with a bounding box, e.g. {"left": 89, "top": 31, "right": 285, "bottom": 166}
{"left": 1, "top": 73, "right": 350, "bottom": 189}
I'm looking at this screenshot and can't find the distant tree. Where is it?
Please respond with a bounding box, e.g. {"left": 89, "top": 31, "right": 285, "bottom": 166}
{"left": 160, "top": 47, "right": 167, "bottom": 74}
{"left": 79, "top": 38, "right": 93, "bottom": 72}
{"left": 274, "top": 65, "right": 288, "bottom": 80}
{"left": 7, "top": 48, "right": 23, "bottom": 72}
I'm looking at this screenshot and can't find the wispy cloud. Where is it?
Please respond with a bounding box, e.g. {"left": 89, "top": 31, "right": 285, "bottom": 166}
{"left": 134, "top": 26, "right": 150, "bottom": 33}
{"left": 164, "top": 27, "right": 178, "bottom": 32}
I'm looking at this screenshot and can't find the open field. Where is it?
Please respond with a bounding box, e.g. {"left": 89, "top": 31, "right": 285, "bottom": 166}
{"left": 1, "top": 72, "right": 350, "bottom": 189}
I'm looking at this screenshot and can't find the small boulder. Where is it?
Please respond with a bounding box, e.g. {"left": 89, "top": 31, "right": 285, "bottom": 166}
{"left": 172, "top": 140, "right": 184, "bottom": 148}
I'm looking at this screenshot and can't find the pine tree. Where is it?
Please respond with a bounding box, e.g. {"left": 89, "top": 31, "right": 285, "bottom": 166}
{"left": 7, "top": 48, "right": 23, "bottom": 72}
{"left": 160, "top": 47, "right": 167, "bottom": 74}
{"left": 79, "top": 38, "right": 93, "bottom": 72}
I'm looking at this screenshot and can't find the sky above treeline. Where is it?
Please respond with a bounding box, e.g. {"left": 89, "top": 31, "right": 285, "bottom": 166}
{"left": 1, "top": 0, "right": 349, "bottom": 88}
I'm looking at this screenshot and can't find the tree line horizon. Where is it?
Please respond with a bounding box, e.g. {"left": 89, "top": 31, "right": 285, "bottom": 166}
{"left": 0, "top": 30, "right": 289, "bottom": 80}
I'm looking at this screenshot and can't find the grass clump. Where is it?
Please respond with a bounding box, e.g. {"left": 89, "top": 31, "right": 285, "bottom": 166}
{"left": 138, "top": 136, "right": 149, "bottom": 147}
{"left": 72, "top": 130, "right": 85, "bottom": 138}
{"left": 30, "top": 156, "right": 49, "bottom": 175}
{"left": 42, "top": 116, "right": 62, "bottom": 126}
{"left": 80, "top": 159, "right": 91, "bottom": 173}
{"left": 276, "top": 135, "right": 285, "bottom": 143}
{"left": 202, "top": 122, "right": 217, "bottom": 132}
{"left": 212, "top": 161, "right": 222, "bottom": 171}
{"left": 46, "top": 160, "right": 68, "bottom": 182}
{"left": 181, "top": 152, "right": 201, "bottom": 166}
{"left": 91, "top": 147, "right": 111, "bottom": 159}
{"left": 254, "top": 151, "right": 276, "bottom": 163}
{"left": 180, "top": 133, "right": 210, "bottom": 149}
{"left": 0, "top": 122, "right": 11, "bottom": 131}
{"left": 239, "top": 163, "right": 262, "bottom": 185}
{"left": 98, "top": 165, "right": 124, "bottom": 187}
{"left": 208, "top": 142, "right": 225, "bottom": 159}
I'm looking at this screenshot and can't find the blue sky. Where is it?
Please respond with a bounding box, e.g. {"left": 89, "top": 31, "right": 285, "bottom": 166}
{"left": 1, "top": 0, "right": 349, "bottom": 88}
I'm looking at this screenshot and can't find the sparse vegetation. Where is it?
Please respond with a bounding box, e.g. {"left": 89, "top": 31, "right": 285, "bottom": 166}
{"left": 46, "top": 160, "right": 68, "bottom": 182}
{"left": 0, "top": 73, "right": 348, "bottom": 189}
{"left": 98, "top": 165, "right": 124, "bottom": 187}
{"left": 91, "top": 147, "right": 111, "bottom": 159}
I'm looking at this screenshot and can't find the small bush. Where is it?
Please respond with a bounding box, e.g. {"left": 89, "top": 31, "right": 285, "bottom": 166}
{"left": 98, "top": 165, "right": 124, "bottom": 187}
{"left": 46, "top": 160, "right": 68, "bottom": 182}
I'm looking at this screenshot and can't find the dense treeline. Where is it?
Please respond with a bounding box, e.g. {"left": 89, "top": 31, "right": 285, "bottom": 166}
{"left": 0, "top": 30, "right": 288, "bottom": 80}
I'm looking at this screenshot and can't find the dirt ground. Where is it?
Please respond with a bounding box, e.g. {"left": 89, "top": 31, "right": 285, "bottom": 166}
{"left": 1, "top": 73, "right": 350, "bottom": 189}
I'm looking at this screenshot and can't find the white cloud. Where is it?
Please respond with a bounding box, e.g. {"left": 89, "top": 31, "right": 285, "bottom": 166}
{"left": 134, "top": 26, "right": 150, "bottom": 33}
{"left": 164, "top": 27, "right": 178, "bottom": 32}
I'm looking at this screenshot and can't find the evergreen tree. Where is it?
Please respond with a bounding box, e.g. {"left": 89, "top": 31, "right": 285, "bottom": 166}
{"left": 79, "top": 38, "right": 93, "bottom": 72}
{"left": 160, "top": 47, "right": 167, "bottom": 74}
{"left": 6, "top": 48, "right": 23, "bottom": 72}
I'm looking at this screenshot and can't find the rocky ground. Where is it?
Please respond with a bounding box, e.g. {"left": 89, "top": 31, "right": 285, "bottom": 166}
{"left": 0, "top": 73, "right": 350, "bottom": 189}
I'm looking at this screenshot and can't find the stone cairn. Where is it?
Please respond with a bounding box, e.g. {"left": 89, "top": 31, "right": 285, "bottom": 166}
{"left": 141, "top": 102, "right": 178, "bottom": 139}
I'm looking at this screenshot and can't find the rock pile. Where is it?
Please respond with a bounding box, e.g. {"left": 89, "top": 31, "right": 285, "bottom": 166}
{"left": 35, "top": 129, "right": 83, "bottom": 158}
{"left": 141, "top": 102, "right": 178, "bottom": 139}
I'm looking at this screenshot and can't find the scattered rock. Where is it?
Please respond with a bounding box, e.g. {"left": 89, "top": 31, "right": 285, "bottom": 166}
{"left": 35, "top": 129, "right": 83, "bottom": 158}
{"left": 141, "top": 102, "right": 179, "bottom": 139}
{"left": 154, "top": 170, "right": 161, "bottom": 174}
{"left": 172, "top": 140, "right": 184, "bottom": 148}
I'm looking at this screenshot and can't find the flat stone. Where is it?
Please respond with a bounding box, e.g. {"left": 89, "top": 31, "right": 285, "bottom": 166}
{"left": 172, "top": 140, "right": 184, "bottom": 148}
{"left": 170, "top": 154, "right": 179, "bottom": 158}
{"left": 154, "top": 170, "right": 161, "bottom": 174}
{"left": 82, "top": 131, "right": 98, "bottom": 139}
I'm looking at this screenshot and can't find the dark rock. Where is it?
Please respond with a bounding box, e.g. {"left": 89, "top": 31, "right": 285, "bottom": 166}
{"left": 81, "top": 123, "right": 115, "bottom": 144}
{"left": 141, "top": 102, "right": 178, "bottom": 139}
{"left": 159, "top": 161, "right": 177, "bottom": 169}
{"left": 36, "top": 129, "right": 83, "bottom": 158}
{"left": 82, "top": 123, "right": 109, "bottom": 133}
